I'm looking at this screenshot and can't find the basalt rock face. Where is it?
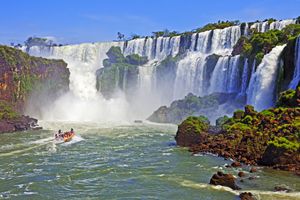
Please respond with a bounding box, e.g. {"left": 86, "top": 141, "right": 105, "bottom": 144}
{"left": 0, "top": 115, "right": 40, "bottom": 134}
{"left": 0, "top": 45, "right": 70, "bottom": 132}
{"left": 0, "top": 45, "right": 69, "bottom": 113}
{"left": 176, "top": 87, "right": 300, "bottom": 172}
{"left": 148, "top": 93, "right": 240, "bottom": 124}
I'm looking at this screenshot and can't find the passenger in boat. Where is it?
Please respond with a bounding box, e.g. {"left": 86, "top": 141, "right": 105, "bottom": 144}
{"left": 70, "top": 128, "right": 74, "bottom": 134}
{"left": 58, "top": 130, "right": 64, "bottom": 138}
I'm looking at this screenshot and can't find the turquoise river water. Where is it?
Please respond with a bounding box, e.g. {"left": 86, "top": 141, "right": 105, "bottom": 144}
{"left": 0, "top": 121, "right": 299, "bottom": 200}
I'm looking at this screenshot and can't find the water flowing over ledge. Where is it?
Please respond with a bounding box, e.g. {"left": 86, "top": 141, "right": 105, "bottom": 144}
{"left": 26, "top": 19, "right": 300, "bottom": 121}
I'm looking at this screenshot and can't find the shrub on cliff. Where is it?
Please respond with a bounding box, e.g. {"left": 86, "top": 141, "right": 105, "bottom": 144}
{"left": 195, "top": 20, "right": 239, "bottom": 33}
{"left": 233, "top": 24, "right": 300, "bottom": 65}
{"left": 125, "top": 54, "right": 148, "bottom": 65}
{"left": 276, "top": 87, "right": 299, "bottom": 107}
{"left": 0, "top": 101, "right": 19, "bottom": 120}
{"left": 97, "top": 46, "right": 148, "bottom": 99}
{"left": 105, "top": 46, "right": 126, "bottom": 63}
{"left": 0, "top": 45, "right": 69, "bottom": 113}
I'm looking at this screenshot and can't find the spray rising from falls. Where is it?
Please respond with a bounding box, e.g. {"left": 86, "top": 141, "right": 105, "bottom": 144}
{"left": 30, "top": 42, "right": 131, "bottom": 122}
{"left": 27, "top": 19, "right": 299, "bottom": 121}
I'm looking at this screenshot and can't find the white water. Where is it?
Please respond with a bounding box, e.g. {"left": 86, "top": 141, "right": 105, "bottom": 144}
{"left": 209, "top": 55, "right": 240, "bottom": 94}
{"left": 250, "top": 19, "right": 296, "bottom": 33}
{"left": 27, "top": 19, "right": 298, "bottom": 121}
{"left": 247, "top": 45, "right": 286, "bottom": 110}
{"left": 29, "top": 42, "right": 131, "bottom": 122}
{"left": 289, "top": 36, "right": 300, "bottom": 89}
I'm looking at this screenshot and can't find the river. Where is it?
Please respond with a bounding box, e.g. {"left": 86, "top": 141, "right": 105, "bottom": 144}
{"left": 0, "top": 121, "right": 299, "bottom": 199}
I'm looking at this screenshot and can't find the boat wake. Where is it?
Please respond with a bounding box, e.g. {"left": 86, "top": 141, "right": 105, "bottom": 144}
{"left": 60, "top": 135, "right": 84, "bottom": 146}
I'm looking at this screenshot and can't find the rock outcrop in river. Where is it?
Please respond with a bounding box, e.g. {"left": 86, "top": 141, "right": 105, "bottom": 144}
{"left": 175, "top": 86, "right": 300, "bottom": 173}
{"left": 147, "top": 92, "right": 241, "bottom": 124}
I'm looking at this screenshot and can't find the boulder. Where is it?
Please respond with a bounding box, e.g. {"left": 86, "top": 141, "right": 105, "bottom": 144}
{"left": 239, "top": 192, "right": 256, "bottom": 200}
{"left": 209, "top": 171, "right": 240, "bottom": 190}
{"left": 175, "top": 116, "right": 209, "bottom": 147}
{"left": 274, "top": 184, "right": 292, "bottom": 192}
{"left": 231, "top": 161, "right": 242, "bottom": 168}
{"left": 238, "top": 171, "right": 246, "bottom": 177}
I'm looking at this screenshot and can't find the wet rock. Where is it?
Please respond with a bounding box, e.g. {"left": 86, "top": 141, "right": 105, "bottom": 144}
{"left": 175, "top": 116, "right": 209, "bottom": 147}
{"left": 209, "top": 171, "right": 240, "bottom": 190}
{"left": 239, "top": 192, "right": 256, "bottom": 200}
{"left": 274, "top": 184, "right": 292, "bottom": 192}
{"left": 0, "top": 115, "right": 41, "bottom": 134}
{"left": 238, "top": 171, "right": 246, "bottom": 177}
{"left": 231, "top": 161, "right": 242, "bottom": 168}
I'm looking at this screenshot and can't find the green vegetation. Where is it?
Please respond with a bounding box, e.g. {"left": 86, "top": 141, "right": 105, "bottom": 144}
{"left": 0, "top": 101, "right": 19, "bottom": 120}
{"left": 234, "top": 24, "right": 300, "bottom": 65}
{"left": 195, "top": 20, "right": 239, "bottom": 33}
{"left": 181, "top": 116, "right": 210, "bottom": 134}
{"left": 0, "top": 45, "right": 69, "bottom": 112}
{"left": 177, "top": 86, "right": 300, "bottom": 168}
{"left": 148, "top": 92, "right": 237, "bottom": 124}
{"left": 268, "top": 137, "right": 300, "bottom": 151}
{"left": 216, "top": 115, "right": 229, "bottom": 127}
{"left": 125, "top": 54, "right": 148, "bottom": 65}
{"left": 97, "top": 46, "right": 148, "bottom": 98}
{"left": 276, "top": 88, "right": 298, "bottom": 107}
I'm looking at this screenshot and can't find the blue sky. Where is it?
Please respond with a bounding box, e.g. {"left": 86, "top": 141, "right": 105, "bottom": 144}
{"left": 0, "top": 0, "right": 299, "bottom": 45}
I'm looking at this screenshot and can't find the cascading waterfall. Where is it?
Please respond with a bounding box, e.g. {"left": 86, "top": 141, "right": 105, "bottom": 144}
{"left": 250, "top": 19, "right": 296, "bottom": 33}
{"left": 208, "top": 55, "right": 240, "bottom": 94}
{"left": 289, "top": 36, "right": 300, "bottom": 89}
{"left": 173, "top": 26, "right": 241, "bottom": 99}
{"left": 247, "top": 45, "right": 286, "bottom": 111}
{"left": 27, "top": 19, "right": 299, "bottom": 121}
{"left": 240, "top": 58, "right": 249, "bottom": 94}
{"left": 28, "top": 42, "right": 132, "bottom": 122}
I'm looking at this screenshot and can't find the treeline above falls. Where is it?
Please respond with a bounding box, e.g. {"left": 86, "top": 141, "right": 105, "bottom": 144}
{"left": 26, "top": 18, "right": 300, "bottom": 120}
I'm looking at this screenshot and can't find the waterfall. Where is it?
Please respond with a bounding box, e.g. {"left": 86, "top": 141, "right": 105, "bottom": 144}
{"left": 240, "top": 58, "right": 250, "bottom": 94}
{"left": 289, "top": 36, "right": 300, "bottom": 89}
{"left": 123, "top": 36, "right": 180, "bottom": 60}
{"left": 250, "top": 19, "right": 296, "bottom": 33}
{"left": 247, "top": 45, "right": 286, "bottom": 111}
{"left": 173, "top": 53, "right": 207, "bottom": 99}
{"left": 208, "top": 55, "right": 240, "bottom": 94}
{"left": 28, "top": 42, "right": 133, "bottom": 121}
{"left": 25, "top": 19, "right": 297, "bottom": 121}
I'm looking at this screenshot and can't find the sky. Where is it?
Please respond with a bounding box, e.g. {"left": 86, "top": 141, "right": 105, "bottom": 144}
{"left": 0, "top": 0, "right": 299, "bottom": 45}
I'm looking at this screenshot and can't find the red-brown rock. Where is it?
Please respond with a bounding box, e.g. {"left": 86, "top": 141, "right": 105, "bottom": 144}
{"left": 209, "top": 171, "right": 240, "bottom": 190}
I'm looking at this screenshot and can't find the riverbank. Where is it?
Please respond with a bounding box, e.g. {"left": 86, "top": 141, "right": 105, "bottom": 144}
{"left": 175, "top": 87, "right": 300, "bottom": 175}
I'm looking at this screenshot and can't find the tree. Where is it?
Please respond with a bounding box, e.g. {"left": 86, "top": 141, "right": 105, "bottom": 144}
{"left": 131, "top": 34, "right": 141, "bottom": 40}
{"left": 117, "top": 32, "right": 125, "bottom": 41}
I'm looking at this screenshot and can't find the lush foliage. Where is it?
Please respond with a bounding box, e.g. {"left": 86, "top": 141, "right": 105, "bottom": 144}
{"left": 234, "top": 24, "right": 300, "bottom": 65}
{"left": 181, "top": 116, "right": 210, "bottom": 134}
{"left": 195, "top": 20, "right": 239, "bottom": 33}
{"left": 178, "top": 87, "right": 300, "bottom": 169}
{"left": 97, "top": 46, "right": 148, "bottom": 98}
{"left": 0, "top": 101, "right": 19, "bottom": 120}
{"left": 0, "top": 45, "right": 69, "bottom": 112}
